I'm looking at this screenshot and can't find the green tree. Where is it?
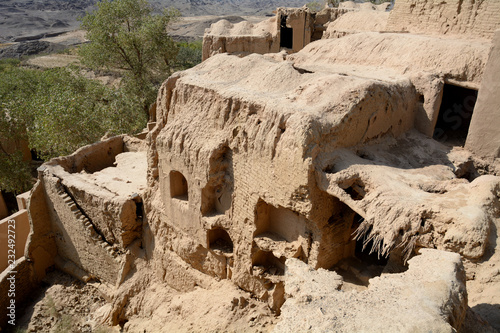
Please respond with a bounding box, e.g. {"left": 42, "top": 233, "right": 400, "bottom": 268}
{"left": 174, "top": 40, "right": 202, "bottom": 70}
{"left": 0, "top": 60, "right": 146, "bottom": 193}
{"left": 306, "top": 1, "right": 324, "bottom": 11}
{"left": 79, "top": 0, "right": 180, "bottom": 117}
{"left": 0, "top": 60, "right": 37, "bottom": 193}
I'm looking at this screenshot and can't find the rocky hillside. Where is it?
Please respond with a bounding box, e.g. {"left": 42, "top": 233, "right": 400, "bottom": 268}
{"left": 0, "top": 0, "right": 308, "bottom": 42}
{"left": 154, "top": 0, "right": 309, "bottom": 16}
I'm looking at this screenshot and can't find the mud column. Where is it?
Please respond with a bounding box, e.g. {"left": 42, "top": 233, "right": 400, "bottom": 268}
{"left": 466, "top": 29, "right": 500, "bottom": 158}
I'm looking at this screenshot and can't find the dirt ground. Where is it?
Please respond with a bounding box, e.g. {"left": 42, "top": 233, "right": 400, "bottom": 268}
{"left": 7, "top": 270, "right": 114, "bottom": 333}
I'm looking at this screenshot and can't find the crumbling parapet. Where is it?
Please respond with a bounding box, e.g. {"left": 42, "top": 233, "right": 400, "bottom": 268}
{"left": 202, "top": 7, "right": 355, "bottom": 60}
{"left": 0, "top": 210, "right": 29, "bottom": 273}
{"left": 386, "top": 0, "right": 500, "bottom": 39}
{"left": 24, "top": 135, "right": 148, "bottom": 287}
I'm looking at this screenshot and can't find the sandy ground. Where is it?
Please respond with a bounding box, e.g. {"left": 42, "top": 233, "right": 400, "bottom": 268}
{"left": 8, "top": 270, "right": 114, "bottom": 333}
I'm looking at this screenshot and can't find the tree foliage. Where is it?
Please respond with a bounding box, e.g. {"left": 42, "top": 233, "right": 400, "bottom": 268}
{"left": 79, "top": 0, "right": 180, "bottom": 115}
{"left": 0, "top": 60, "right": 146, "bottom": 193}
{"left": 306, "top": 1, "right": 323, "bottom": 11}
{"left": 174, "top": 40, "right": 202, "bottom": 70}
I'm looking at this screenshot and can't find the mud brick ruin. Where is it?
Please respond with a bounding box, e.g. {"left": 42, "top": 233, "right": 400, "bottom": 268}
{"left": 1, "top": 1, "right": 500, "bottom": 331}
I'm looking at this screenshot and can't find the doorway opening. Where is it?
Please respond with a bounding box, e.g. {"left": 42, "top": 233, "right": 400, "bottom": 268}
{"left": 433, "top": 84, "right": 478, "bottom": 146}
{"left": 280, "top": 16, "right": 293, "bottom": 49}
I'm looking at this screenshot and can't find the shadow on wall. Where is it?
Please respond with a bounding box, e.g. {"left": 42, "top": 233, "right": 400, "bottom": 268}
{"left": 472, "top": 303, "right": 500, "bottom": 332}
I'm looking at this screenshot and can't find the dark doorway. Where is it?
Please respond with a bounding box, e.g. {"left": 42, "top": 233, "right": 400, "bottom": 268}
{"left": 433, "top": 84, "right": 478, "bottom": 146}
{"left": 352, "top": 216, "right": 388, "bottom": 266}
{"left": 280, "top": 16, "right": 293, "bottom": 49}
{"left": 355, "top": 236, "right": 389, "bottom": 266}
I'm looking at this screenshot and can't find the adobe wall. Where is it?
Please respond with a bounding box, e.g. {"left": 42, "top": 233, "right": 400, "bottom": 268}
{"left": 386, "top": 0, "right": 500, "bottom": 39}
{"left": 202, "top": 34, "right": 279, "bottom": 61}
{"left": 289, "top": 33, "right": 491, "bottom": 137}
{"left": 202, "top": 18, "right": 280, "bottom": 61}
{"left": 29, "top": 135, "right": 147, "bottom": 286}
{"left": 202, "top": 7, "right": 353, "bottom": 60}
{"left": 466, "top": 30, "right": 500, "bottom": 158}
{"left": 0, "top": 210, "right": 30, "bottom": 273}
{"left": 147, "top": 52, "right": 418, "bottom": 309}
{"left": 277, "top": 7, "right": 314, "bottom": 53}
{"left": 16, "top": 191, "right": 30, "bottom": 211}
{"left": 25, "top": 179, "right": 57, "bottom": 278}
{"left": 0, "top": 258, "right": 38, "bottom": 328}
{"left": 40, "top": 171, "right": 124, "bottom": 284}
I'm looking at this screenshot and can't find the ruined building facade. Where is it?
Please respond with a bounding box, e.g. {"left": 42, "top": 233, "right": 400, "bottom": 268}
{"left": 1, "top": 0, "right": 500, "bottom": 331}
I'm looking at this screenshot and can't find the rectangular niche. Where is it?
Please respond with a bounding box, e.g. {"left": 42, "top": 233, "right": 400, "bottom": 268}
{"left": 207, "top": 228, "right": 233, "bottom": 254}
{"left": 201, "top": 148, "right": 233, "bottom": 216}
{"left": 254, "top": 200, "right": 308, "bottom": 242}
{"left": 252, "top": 249, "right": 286, "bottom": 276}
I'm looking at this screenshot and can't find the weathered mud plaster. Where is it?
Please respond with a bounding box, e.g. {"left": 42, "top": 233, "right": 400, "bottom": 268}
{"left": 32, "top": 135, "right": 147, "bottom": 286}
{"left": 276, "top": 249, "right": 468, "bottom": 332}
{"left": 138, "top": 19, "right": 500, "bottom": 325}
{"left": 386, "top": 0, "right": 500, "bottom": 39}
{"left": 466, "top": 30, "right": 500, "bottom": 159}
{"left": 12, "top": 3, "right": 500, "bottom": 331}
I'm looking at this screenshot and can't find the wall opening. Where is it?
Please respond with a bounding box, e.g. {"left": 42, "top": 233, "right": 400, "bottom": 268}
{"left": 254, "top": 200, "right": 308, "bottom": 242}
{"left": 343, "top": 179, "right": 366, "bottom": 201}
{"left": 170, "top": 171, "right": 188, "bottom": 200}
{"left": 280, "top": 16, "right": 293, "bottom": 49}
{"left": 328, "top": 211, "right": 391, "bottom": 289}
{"left": 201, "top": 147, "right": 233, "bottom": 216}
{"left": 208, "top": 228, "right": 233, "bottom": 254}
{"left": 433, "top": 84, "right": 478, "bottom": 146}
{"left": 252, "top": 250, "right": 285, "bottom": 276}
{"left": 355, "top": 234, "right": 389, "bottom": 267}
{"left": 135, "top": 201, "right": 143, "bottom": 221}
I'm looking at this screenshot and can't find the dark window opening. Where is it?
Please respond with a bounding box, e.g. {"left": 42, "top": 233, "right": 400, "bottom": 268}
{"left": 355, "top": 235, "right": 389, "bottom": 267}
{"left": 344, "top": 179, "right": 366, "bottom": 201}
{"left": 170, "top": 171, "right": 188, "bottom": 200}
{"left": 433, "top": 84, "right": 478, "bottom": 146}
{"left": 280, "top": 16, "right": 293, "bottom": 49}
{"left": 135, "top": 201, "right": 143, "bottom": 221}
{"left": 208, "top": 228, "right": 233, "bottom": 253}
